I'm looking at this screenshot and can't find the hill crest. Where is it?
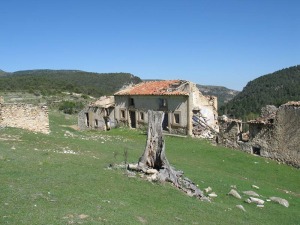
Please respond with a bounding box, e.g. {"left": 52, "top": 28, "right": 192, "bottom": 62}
{"left": 220, "top": 65, "right": 300, "bottom": 120}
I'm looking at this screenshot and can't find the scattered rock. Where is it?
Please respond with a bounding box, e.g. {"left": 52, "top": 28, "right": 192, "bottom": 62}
{"left": 64, "top": 131, "right": 75, "bottom": 137}
{"left": 175, "top": 217, "right": 183, "bottom": 221}
{"left": 146, "top": 168, "right": 158, "bottom": 175}
{"left": 257, "top": 204, "right": 264, "bottom": 208}
{"left": 11, "top": 146, "right": 16, "bottom": 150}
{"left": 270, "top": 197, "right": 289, "bottom": 207}
{"left": 230, "top": 185, "right": 237, "bottom": 189}
{"left": 136, "top": 216, "right": 147, "bottom": 224}
{"left": 126, "top": 170, "right": 136, "bottom": 178}
{"left": 245, "top": 198, "right": 252, "bottom": 204}
{"left": 78, "top": 214, "right": 89, "bottom": 219}
{"left": 147, "top": 174, "right": 158, "bottom": 182}
{"left": 128, "top": 164, "right": 138, "bottom": 171}
{"left": 208, "top": 192, "right": 217, "bottom": 198}
{"left": 243, "top": 190, "right": 260, "bottom": 197}
{"left": 186, "top": 190, "right": 194, "bottom": 197}
{"left": 228, "top": 189, "right": 242, "bottom": 199}
{"left": 204, "top": 186, "right": 212, "bottom": 193}
{"left": 236, "top": 205, "right": 246, "bottom": 212}
{"left": 247, "top": 197, "right": 264, "bottom": 205}
{"left": 252, "top": 185, "right": 260, "bottom": 189}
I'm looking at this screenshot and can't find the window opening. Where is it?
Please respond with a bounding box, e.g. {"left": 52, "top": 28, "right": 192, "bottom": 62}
{"left": 174, "top": 113, "right": 180, "bottom": 124}
{"left": 140, "top": 112, "right": 144, "bottom": 121}
{"left": 120, "top": 109, "right": 126, "bottom": 119}
{"left": 129, "top": 98, "right": 135, "bottom": 106}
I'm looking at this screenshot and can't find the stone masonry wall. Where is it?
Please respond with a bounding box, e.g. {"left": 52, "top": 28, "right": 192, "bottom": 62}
{"left": 217, "top": 117, "right": 242, "bottom": 148}
{"left": 0, "top": 103, "right": 50, "bottom": 134}
{"left": 263, "top": 104, "right": 300, "bottom": 167}
{"left": 240, "top": 103, "right": 300, "bottom": 167}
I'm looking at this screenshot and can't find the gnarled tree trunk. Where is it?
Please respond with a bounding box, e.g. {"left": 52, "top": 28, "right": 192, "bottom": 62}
{"left": 136, "top": 110, "right": 207, "bottom": 200}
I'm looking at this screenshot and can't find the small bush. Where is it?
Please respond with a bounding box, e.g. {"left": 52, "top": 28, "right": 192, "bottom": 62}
{"left": 58, "top": 101, "right": 84, "bottom": 114}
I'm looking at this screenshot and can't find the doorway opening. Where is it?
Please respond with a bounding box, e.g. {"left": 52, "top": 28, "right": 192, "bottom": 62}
{"left": 85, "top": 113, "right": 89, "bottom": 127}
{"left": 162, "top": 113, "right": 169, "bottom": 131}
{"left": 129, "top": 111, "right": 136, "bottom": 128}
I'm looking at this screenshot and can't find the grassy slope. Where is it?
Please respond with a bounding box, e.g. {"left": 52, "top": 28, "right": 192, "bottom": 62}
{"left": 0, "top": 111, "right": 299, "bottom": 224}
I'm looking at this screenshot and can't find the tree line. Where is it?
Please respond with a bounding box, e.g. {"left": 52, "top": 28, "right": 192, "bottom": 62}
{"left": 0, "top": 70, "right": 142, "bottom": 97}
{"left": 219, "top": 65, "right": 300, "bottom": 120}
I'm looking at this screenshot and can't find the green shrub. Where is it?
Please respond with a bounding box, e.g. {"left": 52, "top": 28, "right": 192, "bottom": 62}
{"left": 58, "top": 101, "right": 84, "bottom": 114}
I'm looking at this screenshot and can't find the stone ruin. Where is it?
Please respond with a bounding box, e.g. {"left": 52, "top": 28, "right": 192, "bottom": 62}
{"left": 217, "top": 101, "right": 300, "bottom": 168}
{"left": 0, "top": 97, "right": 50, "bottom": 134}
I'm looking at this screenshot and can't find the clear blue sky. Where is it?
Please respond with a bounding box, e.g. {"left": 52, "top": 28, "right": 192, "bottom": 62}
{"left": 1, "top": 0, "right": 299, "bottom": 90}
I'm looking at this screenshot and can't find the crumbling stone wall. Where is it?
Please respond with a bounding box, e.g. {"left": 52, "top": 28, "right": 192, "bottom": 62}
{"left": 218, "top": 102, "right": 300, "bottom": 168}
{"left": 217, "top": 116, "right": 242, "bottom": 148}
{"left": 0, "top": 103, "right": 50, "bottom": 134}
{"left": 78, "top": 105, "right": 115, "bottom": 131}
{"left": 247, "top": 103, "right": 300, "bottom": 167}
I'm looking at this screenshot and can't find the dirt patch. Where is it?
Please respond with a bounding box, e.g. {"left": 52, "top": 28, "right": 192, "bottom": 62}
{"left": 60, "top": 125, "right": 79, "bottom": 130}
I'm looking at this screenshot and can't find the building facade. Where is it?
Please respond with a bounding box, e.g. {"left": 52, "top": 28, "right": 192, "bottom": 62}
{"left": 114, "top": 80, "right": 219, "bottom": 136}
{"left": 78, "top": 96, "right": 115, "bottom": 131}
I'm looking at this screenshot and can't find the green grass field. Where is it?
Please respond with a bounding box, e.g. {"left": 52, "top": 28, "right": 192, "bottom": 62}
{"left": 0, "top": 111, "right": 299, "bottom": 224}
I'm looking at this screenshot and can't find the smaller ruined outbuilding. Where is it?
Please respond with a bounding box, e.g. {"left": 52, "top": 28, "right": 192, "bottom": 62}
{"left": 217, "top": 115, "right": 243, "bottom": 148}
{"left": 78, "top": 96, "right": 115, "bottom": 131}
{"left": 0, "top": 97, "right": 50, "bottom": 134}
{"left": 218, "top": 101, "right": 300, "bottom": 168}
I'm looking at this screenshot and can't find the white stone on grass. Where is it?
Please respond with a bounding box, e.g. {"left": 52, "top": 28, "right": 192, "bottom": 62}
{"left": 248, "top": 197, "right": 264, "bottom": 205}
{"left": 208, "top": 192, "right": 217, "bottom": 198}
{"left": 228, "top": 189, "right": 242, "bottom": 199}
{"left": 270, "top": 197, "right": 289, "bottom": 207}
{"left": 236, "top": 205, "right": 246, "bottom": 212}
{"left": 204, "top": 186, "right": 212, "bottom": 193}
{"left": 146, "top": 168, "right": 159, "bottom": 174}
{"left": 243, "top": 190, "right": 260, "bottom": 197}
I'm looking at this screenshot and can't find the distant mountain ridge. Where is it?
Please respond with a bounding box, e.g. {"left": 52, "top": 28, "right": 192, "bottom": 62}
{"left": 197, "top": 84, "right": 239, "bottom": 108}
{"left": 0, "top": 69, "right": 7, "bottom": 76}
{"left": 0, "top": 70, "right": 239, "bottom": 106}
{"left": 0, "top": 69, "right": 142, "bottom": 97}
{"left": 220, "top": 65, "right": 300, "bottom": 120}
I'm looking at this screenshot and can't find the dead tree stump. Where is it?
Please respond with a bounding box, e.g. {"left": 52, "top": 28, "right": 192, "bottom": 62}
{"left": 135, "top": 110, "right": 207, "bottom": 200}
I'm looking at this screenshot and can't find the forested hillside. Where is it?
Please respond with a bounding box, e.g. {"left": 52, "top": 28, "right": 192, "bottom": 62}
{"left": 197, "top": 85, "right": 239, "bottom": 108}
{"left": 219, "top": 65, "right": 300, "bottom": 120}
{"left": 0, "top": 69, "right": 6, "bottom": 76}
{"left": 0, "top": 70, "right": 142, "bottom": 97}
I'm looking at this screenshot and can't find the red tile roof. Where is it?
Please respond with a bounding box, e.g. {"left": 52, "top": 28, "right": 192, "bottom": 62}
{"left": 89, "top": 96, "right": 115, "bottom": 108}
{"left": 114, "top": 80, "right": 189, "bottom": 96}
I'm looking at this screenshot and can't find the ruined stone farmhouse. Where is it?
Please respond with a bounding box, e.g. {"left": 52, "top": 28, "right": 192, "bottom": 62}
{"left": 78, "top": 96, "right": 115, "bottom": 131}
{"left": 218, "top": 102, "right": 300, "bottom": 168}
{"left": 0, "top": 97, "right": 50, "bottom": 134}
{"left": 78, "top": 80, "right": 219, "bottom": 137}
